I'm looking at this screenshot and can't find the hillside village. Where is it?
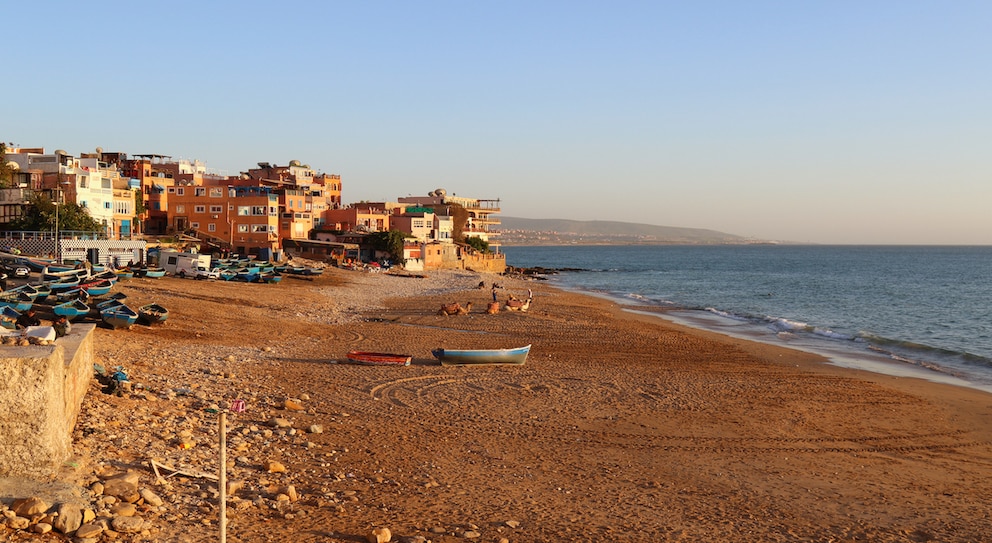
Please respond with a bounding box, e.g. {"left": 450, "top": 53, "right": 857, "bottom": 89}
{"left": 0, "top": 143, "right": 505, "bottom": 273}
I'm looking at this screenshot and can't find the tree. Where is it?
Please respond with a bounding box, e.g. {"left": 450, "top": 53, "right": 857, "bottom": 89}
{"left": 464, "top": 235, "right": 490, "bottom": 253}
{"left": 5, "top": 193, "right": 104, "bottom": 233}
{"left": 0, "top": 144, "right": 14, "bottom": 189}
{"left": 367, "top": 230, "right": 409, "bottom": 264}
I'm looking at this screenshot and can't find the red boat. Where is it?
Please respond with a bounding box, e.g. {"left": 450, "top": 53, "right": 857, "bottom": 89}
{"left": 344, "top": 351, "right": 412, "bottom": 366}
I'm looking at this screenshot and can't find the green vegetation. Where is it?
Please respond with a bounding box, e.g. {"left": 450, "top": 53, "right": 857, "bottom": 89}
{"left": 464, "top": 235, "right": 490, "bottom": 253}
{"left": 0, "top": 144, "right": 14, "bottom": 189}
{"left": 5, "top": 193, "right": 104, "bottom": 233}
{"left": 367, "top": 230, "right": 409, "bottom": 264}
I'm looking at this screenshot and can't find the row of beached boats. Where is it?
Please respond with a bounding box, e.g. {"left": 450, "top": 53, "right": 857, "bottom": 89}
{"left": 0, "top": 261, "right": 169, "bottom": 330}
{"left": 343, "top": 344, "right": 532, "bottom": 367}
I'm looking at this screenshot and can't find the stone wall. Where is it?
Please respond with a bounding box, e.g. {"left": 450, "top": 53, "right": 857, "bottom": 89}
{"left": 0, "top": 324, "right": 95, "bottom": 479}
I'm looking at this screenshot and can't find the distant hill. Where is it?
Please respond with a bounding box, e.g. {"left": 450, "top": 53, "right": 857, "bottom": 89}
{"left": 497, "top": 217, "right": 753, "bottom": 245}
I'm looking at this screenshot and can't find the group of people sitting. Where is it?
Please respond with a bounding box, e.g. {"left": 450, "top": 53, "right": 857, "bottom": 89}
{"left": 14, "top": 309, "right": 71, "bottom": 338}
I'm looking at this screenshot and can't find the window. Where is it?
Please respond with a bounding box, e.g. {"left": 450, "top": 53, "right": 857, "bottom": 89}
{"left": 191, "top": 222, "right": 200, "bottom": 229}
{"left": 208, "top": 224, "right": 216, "bottom": 232}
{"left": 252, "top": 224, "right": 268, "bottom": 233}
{"left": 104, "top": 202, "right": 112, "bottom": 210}
{"left": 175, "top": 205, "right": 185, "bottom": 213}
{"left": 238, "top": 206, "right": 251, "bottom": 216}
{"left": 195, "top": 205, "right": 206, "bottom": 213}
{"left": 288, "top": 200, "right": 294, "bottom": 209}
{"left": 177, "top": 188, "right": 185, "bottom": 196}
{"left": 252, "top": 206, "right": 266, "bottom": 216}
{"left": 210, "top": 188, "right": 223, "bottom": 197}
{"left": 210, "top": 205, "right": 223, "bottom": 213}
{"left": 195, "top": 188, "right": 206, "bottom": 196}
{"left": 238, "top": 225, "right": 249, "bottom": 233}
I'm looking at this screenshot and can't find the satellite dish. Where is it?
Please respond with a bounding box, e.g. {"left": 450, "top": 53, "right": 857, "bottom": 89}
{"left": 6, "top": 161, "right": 19, "bottom": 171}
{"left": 434, "top": 188, "right": 447, "bottom": 197}
{"left": 95, "top": 146, "right": 103, "bottom": 154}
{"left": 55, "top": 149, "right": 67, "bottom": 156}
{"left": 289, "top": 159, "right": 301, "bottom": 167}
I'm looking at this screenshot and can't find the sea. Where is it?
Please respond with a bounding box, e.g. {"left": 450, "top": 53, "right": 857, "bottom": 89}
{"left": 501, "top": 245, "right": 992, "bottom": 394}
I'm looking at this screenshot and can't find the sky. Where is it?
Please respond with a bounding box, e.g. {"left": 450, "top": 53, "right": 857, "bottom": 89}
{"left": 5, "top": 1, "right": 991, "bottom": 244}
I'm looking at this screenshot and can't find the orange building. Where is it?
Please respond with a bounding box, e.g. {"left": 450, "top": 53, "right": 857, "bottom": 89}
{"left": 165, "top": 185, "right": 280, "bottom": 256}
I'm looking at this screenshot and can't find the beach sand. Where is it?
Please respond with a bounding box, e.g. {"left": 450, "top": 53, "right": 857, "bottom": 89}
{"left": 40, "top": 265, "right": 992, "bottom": 542}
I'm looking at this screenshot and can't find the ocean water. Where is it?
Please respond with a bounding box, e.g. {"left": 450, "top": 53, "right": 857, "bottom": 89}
{"left": 502, "top": 245, "right": 992, "bottom": 393}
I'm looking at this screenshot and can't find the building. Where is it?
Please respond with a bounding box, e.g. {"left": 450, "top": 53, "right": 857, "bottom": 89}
{"left": 397, "top": 188, "right": 502, "bottom": 252}
{"left": 166, "top": 185, "right": 280, "bottom": 257}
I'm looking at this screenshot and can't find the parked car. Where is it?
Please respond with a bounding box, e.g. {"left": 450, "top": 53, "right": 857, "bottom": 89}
{"left": 192, "top": 266, "right": 220, "bottom": 280}
{"left": 0, "top": 263, "right": 30, "bottom": 278}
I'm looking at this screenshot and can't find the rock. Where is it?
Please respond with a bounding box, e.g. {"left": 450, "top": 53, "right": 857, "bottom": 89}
{"left": 308, "top": 424, "right": 324, "bottom": 434}
{"left": 12, "top": 496, "right": 49, "bottom": 517}
{"left": 7, "top": 516, "right": 29, "bottom": 529}
{"left": 227, "top": 480, "right": 245, "bottom": 495}
{"left": 282, "top": 485, "right": 299, "bottom": 501}
{"left": 367, "top": 526, "right": 392, "bottom": 543}
{"left": 75, "top": 523, "right": 104, "bottom": 539}
{"left": 269, "top": 417, "right": 293, "bottom": 428}
{"left": 140, "top": 488, "right": 165, "bottom": 507}
{"left": 102, "top": 472, "right": 141, "bottom": 502}
{"left": 110, "top": 503, "right": 137, "bottom": 517}
{"left": 265, "top": 460, "right": 287, "bottom": 473}
{"left": 31, "top": 522, "right": 53, "bottom": 534}
{"left": 89, "top": 481, "right": 104, "bottom": 496}
{"left": 504, "top": 520, "right": 520, "bottom": 528}
{"left": 112, "top": 515, "right": 146, "bottom": 533}
{"left": 459, "top": 530, "right": 481, "bottom": 539}
{"left": 284, "top": 399, "right": 304, "bottom": 411}
{"left": 53, "top": 502, "right": 84, "bottom": 534}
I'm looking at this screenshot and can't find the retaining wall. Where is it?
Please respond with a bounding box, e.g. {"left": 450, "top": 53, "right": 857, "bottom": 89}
{"left": 0, "top": 324, "right": 95, "bottom": 479}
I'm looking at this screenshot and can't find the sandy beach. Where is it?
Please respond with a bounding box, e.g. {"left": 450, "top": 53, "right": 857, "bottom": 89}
{"left": 11, "top": 265, "right": 992, "bottom": 542}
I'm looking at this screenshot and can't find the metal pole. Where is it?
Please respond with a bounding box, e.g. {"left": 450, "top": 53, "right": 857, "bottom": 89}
{"left": 54, "top": 188, "right": 59, "bottom": 263}
{"left": 219, "top": 412, "right": 227, "bottom": 543}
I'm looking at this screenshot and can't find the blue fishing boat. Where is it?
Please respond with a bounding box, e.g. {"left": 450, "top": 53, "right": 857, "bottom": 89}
{"left": 21, "top": 258, "right": 52, "bottom": 273}
{"left": 100, "top": 304, "right": 138, "bottom": 329}
{"left": 0, "top": 292, "right": 34, "bottom": 312}
{"left": 137, "top": 303, "right": 169, "bottom": 325}
{"left": 96, "top": 299, "right": 125, "bottom": 311}
{"left": 78, "top": 279, "right": 114, "bottom": 296}
{"left": 54, "top": 299, "right": 91, "bottom": 320}
{"left": 47, "top": 277, "right": 82, "bottom": 292}
{"left": 6, "top": 284, "right": 44, "bottom": 300}
{"left": 0, "top": 306, "right": 20, "bottom": 329}
{"left": 431, "top": 344, "right": 531, "bottom": 366}
{"left": 42, "top": 267, "right": 88, "bottom": 282}
{"left": 115, "top": 269, "right": 134, "bottom": 280}
{"left": 260, "top": 271, "right": 283, "bottom": 283}
{"left": 143, "top": 267, "right": 166, "bottom": 278}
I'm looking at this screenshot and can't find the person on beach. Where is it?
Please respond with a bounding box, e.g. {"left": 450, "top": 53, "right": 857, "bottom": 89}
{"left": 53, "top": 315, "right": 71, "bottom": 338}
{"left": 15, "top": 309, "right": 40, "bottom": 329}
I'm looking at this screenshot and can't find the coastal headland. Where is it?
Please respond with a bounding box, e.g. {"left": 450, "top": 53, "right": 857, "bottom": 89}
{"left": 9, "top": 265, "right": 992, "bottom": 542}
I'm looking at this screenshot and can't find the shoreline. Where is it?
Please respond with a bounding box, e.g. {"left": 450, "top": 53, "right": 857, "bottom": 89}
{"left": 534, "top": 275, "right": 992, "bottom": 396}
{"left": 6, "top": 266, "right": 992, "bottom": 542}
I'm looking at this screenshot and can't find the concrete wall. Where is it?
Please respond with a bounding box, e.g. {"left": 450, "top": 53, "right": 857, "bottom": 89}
{"left": 0, "top": 324, "right": 95, "bottom": 479}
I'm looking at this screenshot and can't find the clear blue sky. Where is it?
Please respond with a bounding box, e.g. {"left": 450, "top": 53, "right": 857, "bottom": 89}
{"left": 6, "top": 1, "right": 990, "bottom": 244}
